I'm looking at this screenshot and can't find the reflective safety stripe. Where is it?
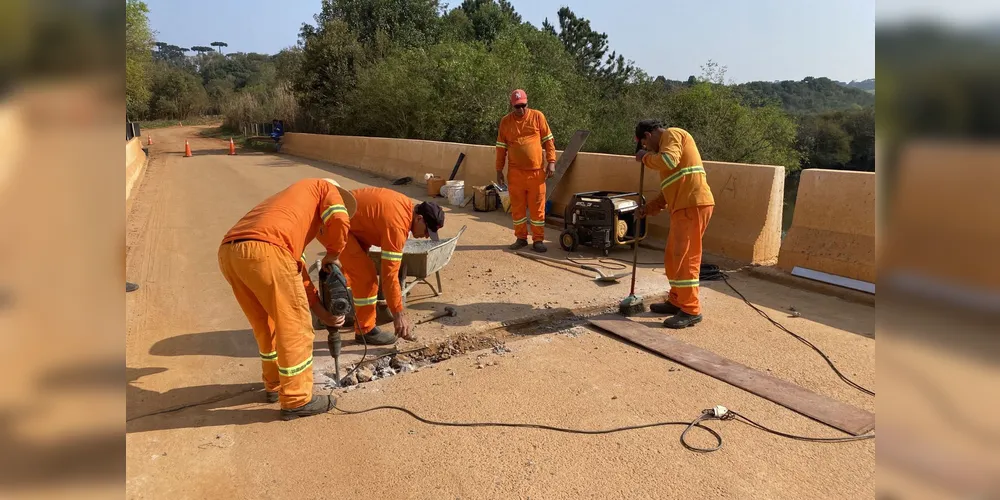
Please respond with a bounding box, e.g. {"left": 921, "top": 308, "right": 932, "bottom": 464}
{"left": 512, "top": 217, "right": 528, "bottom": 225}
{"left": 300, "top": 252, "right": 307, "bottom": 265}
{"left": 660, "top": 166, "right": 706, "bottom": 190}
{"left": 529, "top": 219, "right": 546, "bottom": 226}
{"left": 380, "top": 250, "right": 403, "bottom": 262}
{"left": 495, "top": 142, "right": 507, "bottom": 149}
{"left": 278, "top": 356, "right": 313, "bottom": 377}
{"left": 662, "top": 153, "right": 677, "bottom": 170}
{"left": 541, "top": 133, "right": 554, "bottom": 143}
{"left": 321, "top": 204, "right": 348, "bottom": 223}
{"left": 669, "top": 279, "right": 700, "bottom": 288}
{"left": 353, "top": 295, "right": 378, "bottom": 307}
{"left": 259, "top": 351, "right": 278, "bottom": 362}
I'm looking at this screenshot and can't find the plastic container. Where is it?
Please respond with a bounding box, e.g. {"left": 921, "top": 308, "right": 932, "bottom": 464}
{"left": 440, "top": 180, "right": 465, "bottom": 206}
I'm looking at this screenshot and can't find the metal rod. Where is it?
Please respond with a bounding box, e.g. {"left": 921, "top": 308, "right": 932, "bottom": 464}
{"left": 628, "top": 162, "right": 646, "bottom": 297}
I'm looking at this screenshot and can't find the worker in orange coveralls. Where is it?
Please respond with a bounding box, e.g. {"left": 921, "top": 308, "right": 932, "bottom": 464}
{"left": 633, "top": 120, "right": 715, "bottom": 329}
{"left": 218, "top": 178, "right": 356, "bottom": 420}
{"left": 340, "top": 187, "right": 445, "bottom": 345}
{"left": 496, "top": 88, "right": 557, "bottom": 252}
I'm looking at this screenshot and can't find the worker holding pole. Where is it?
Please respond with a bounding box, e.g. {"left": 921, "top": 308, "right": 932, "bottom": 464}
{"left": 339, "top": 187, "right": 445, "bottom": 345}
{"left": 496, "top": 89, "right": 557, "bottom": 252}
{"left": 218, "top": 178, "right": 356, "bottom": 420}
{"left": 633, "top": 120, "right": 715, "bottom": 329}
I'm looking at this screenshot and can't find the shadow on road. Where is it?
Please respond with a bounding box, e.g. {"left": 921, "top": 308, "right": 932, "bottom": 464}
{"left": 126, "top": 366, "right": 276, "bottom": 433}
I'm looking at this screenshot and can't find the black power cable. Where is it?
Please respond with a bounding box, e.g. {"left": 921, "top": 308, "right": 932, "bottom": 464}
{"left": 329, "top": 402, "right": 873, "bottom": 453}
{"left": 703, "top": 266, "right": 875, "bottom": 397}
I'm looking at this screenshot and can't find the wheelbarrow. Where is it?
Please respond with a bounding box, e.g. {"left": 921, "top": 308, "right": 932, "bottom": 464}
{"left": 368, "top": 225, "right": 468, "bottom": 322}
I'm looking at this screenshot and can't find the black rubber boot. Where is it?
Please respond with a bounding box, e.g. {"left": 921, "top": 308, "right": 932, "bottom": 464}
{"left": 265, "top": 391, "right": 279, "bottom": 404}
{"left": 663, "top": 311, "right": 703, "bottom": 329}
{"left": 509, "top": 239, "right": 529, "bottom": 250}
{"left": 126, "top": 282, "right": 140, "bottom": 293}
{"left": 649, "top": 302, "right": 681, "bottom": 315}
{"left": 355, "top": 326, "right": 397, "bottom": 346}
{"left": 280, "top": 394, "right": 334, "bottom": 421}
{"left": 531, "top": 241, "right": 547, "bottom": 253}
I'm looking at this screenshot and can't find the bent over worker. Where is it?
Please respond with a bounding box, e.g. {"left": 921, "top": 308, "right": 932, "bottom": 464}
{"left": 340, "top": 187, "right": 445, "bottom": 345}
{"left": 496, "top": 89, "right": 557, "bottom": 252}
{"left": 218, "top": 178, "right": 356, "bottom": 420}
{"left": 634, "top": 120, "right": 715, "bottom": 329}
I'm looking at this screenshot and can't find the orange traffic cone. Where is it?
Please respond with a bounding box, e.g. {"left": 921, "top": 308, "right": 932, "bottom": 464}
{"left": 184, "top": 140, "right": 192, "bottom": 157}
{"left": 228, "top": 138, "right": 237, "bottom": 155}
{"left": 146, "top": 135, "right": 153, "bottom": 146}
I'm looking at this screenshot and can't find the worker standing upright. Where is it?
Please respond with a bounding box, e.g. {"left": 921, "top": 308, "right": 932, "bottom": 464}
{"left": 339, "top": 187, "right": 445, "bottom": 345}
{"left": 496, "top": 89, "right": 557, "bottom": 252}
{"left": 633, "top": 120, "right": 715, "bottom": 329}
{"left": 218, "top": 178, "right": 356, "bottom": 420}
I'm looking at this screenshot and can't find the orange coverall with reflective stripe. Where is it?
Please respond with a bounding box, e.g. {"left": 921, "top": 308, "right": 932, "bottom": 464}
{"left": 341, "top": 187, "right": 412, "bottom": 334}
{"left": 219, "top": 179, "right": 350, "bottom": 409}
{"left": 640, "top": 128, "right": 716, "bottom": 315}
{"left": 495, "top": 109, "right": 556, "bottom": 242}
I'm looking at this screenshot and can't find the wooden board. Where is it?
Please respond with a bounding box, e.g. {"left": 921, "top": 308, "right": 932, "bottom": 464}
{"left": 544, "top": 130, "right": 591, "bottom": 202}
{"left": 588, "top": 315, "right": 875, "bottom": 435}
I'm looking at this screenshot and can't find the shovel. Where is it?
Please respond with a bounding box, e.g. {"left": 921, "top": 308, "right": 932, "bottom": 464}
{"left": 515, "top": 252, "right": 629, "bottom": 283}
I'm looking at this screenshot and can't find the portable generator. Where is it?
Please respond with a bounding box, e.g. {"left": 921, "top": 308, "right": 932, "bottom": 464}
{"left": 559, "top": 191, "right": 649, "bottom": 256}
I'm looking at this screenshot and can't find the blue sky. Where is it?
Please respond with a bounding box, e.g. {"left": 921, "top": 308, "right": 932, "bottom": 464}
{"left": 147, "top": 0, "right": 876, "bottom": 83}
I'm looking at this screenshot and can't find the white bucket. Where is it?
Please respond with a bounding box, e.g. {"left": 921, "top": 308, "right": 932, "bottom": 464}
{"left": 440, "top": 180, "right": 465, "bottom": 206}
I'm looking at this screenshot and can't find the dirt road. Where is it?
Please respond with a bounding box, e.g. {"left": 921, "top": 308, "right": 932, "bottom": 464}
{"left": 126, "top": 126, "right": 874, "bottom": 499}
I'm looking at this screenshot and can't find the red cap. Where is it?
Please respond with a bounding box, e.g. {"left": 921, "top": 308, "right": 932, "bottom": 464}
{"left": 510, "top": 89, "right": 528, "bottom": 106}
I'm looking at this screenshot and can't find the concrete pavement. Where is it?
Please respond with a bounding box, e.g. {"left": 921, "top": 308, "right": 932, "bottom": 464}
{"left": 126, "top": 126, "right": 874, "bottom": 499}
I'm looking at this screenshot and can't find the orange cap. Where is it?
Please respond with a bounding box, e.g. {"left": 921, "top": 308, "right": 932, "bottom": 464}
{"left": 510, "top": 89, "right": 528, "bottom": 106}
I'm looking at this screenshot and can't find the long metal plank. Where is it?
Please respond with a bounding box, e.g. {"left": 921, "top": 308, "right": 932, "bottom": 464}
{"left": 589, "top": 315, "right": 875, "bottom": 436}
{"left": 544, "top": 130, "right": 590, "bottom": 201}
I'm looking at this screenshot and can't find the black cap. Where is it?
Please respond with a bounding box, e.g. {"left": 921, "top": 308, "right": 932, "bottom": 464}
{"left": 415, "top": 201, "right": 445, "bottom": 241}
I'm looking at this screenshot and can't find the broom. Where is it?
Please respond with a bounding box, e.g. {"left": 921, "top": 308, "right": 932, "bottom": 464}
{"left": 619, "top": 142, "right": 648, "bottom": 316}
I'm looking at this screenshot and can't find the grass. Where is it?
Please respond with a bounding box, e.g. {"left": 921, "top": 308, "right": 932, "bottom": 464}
{"left": 137, "top": 115, "right": 223, "bottom": 129}
{"left": 197, "top": 125, "right": 241, "bottom": 139}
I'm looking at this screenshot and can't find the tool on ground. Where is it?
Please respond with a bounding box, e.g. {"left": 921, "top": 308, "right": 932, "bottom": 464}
{"left": 184, "top": 140, "right": 192, "bottom": 157}
{"left": 560, "top": 191, "right": 649, "bottom": 256}
{"left": 448, "top": 152, "right": 466, "bottom": 181}
{"left": 619, "top": 159, "right": 647, "bottom": 316}
{"left": 228, "top": 138, "right": 237, "bottom": 155}
{"left": 313, "top": 261, "right": 355, "bottom": 387}
{"left": 415, "top": 306, "right": 457, "bottom": 325}
{"left": 515, "top": 251, "right": 629, "bottom": 283}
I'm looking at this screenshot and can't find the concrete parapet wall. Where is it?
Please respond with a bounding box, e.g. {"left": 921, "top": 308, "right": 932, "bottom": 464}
{"left": 778, "top": 169, "right": 876, "bottom": 283}
{"left": 282, "top": 133, "right": 785, "bottom": 264}
{"left": 126, "top": 137, "right": 147, "bottom": 202}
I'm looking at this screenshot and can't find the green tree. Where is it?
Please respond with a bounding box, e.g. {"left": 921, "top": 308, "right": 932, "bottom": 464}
{"left": 190, "top": 45, "right": 215, "bottom": 54}
{"left": 460, "top": 0, "right": 522, "bottom": 44}
{"left": 295, "top": 18, "right": 367, "bottom": 133}
{"left": 210, "top": 41, "right": 228, "bottom": 54}
{"left": 126, "top": 0, "right": 154, "bottom": 118}
{"left": 148, "top": 62, "right": 210, "bottom": 119}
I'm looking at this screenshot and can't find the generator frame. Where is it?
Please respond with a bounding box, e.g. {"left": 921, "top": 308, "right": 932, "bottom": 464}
{"left": 559, "top": 190, "right": 649, "bottom": 256}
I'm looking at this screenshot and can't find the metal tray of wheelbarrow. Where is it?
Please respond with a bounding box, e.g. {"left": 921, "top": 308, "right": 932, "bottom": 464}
{"left": 367, "top": 225, "right": 468, "bottom": 299}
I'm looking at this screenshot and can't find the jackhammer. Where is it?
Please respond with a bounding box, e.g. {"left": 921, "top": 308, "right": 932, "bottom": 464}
{"left": 314, "top": 260, "right": 355, "bottom": 387}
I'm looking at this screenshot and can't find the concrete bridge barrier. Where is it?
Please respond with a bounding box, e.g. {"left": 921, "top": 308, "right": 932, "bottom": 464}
{"left": 282, "top": 133, "right": 786, "bottom": 264}
{"left": 778, "top": 169, "right": 876, "bottom": 283}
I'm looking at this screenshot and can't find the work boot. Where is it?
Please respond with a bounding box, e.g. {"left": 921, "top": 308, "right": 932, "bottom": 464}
{"left": 649, "top": 301, "right": 681, "bottom": 315}
{"left": 509, "top": 239, "right": 529, "bottom": 251}
{"left": 531, "top": 241, "right": 547, "bottom": 253}
{"left": 355, "top": 326, "right": 397, "bottom": 346}
{"left": 265, "top": 391, "right": 279, "bottom": 404}
{"left": 126, "top": 282, "right": 140, "bottom": 293}
{"left": 280, "top": 394, "right": 334, "bottom": 421}
{"left": 663, "top": 311, "right": 703, "bottom": 329}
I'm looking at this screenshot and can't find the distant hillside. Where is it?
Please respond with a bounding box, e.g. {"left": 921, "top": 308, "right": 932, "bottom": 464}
{"left": 653, "top": 76, "right": 875, "bottom": 114}
{"left": 835, "top": 78, "right": 875, "bottom": 93}
{"left": 734, "top": 77, "right": 875, "bottom": 113}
